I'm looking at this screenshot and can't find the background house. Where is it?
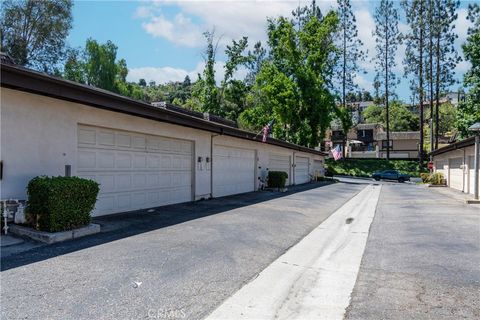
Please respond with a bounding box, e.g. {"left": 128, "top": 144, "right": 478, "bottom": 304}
{"left": 324, "top": 124, "right": 420, "bottom": 159}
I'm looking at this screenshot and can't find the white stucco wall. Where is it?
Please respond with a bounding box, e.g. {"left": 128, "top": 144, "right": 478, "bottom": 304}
{"left": 1, "top": 88, "right": 324, "bottom": 205}
{"left": 433, "top": 145, "right": 478, "bottom": 194}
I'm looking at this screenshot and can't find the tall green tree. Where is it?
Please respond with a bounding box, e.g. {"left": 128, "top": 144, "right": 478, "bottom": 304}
{"left": 240, "top": 11, "right": 339, "bottom": 147}
{"left": 197, "top": 30, "right": 219, "bottom": 115}
{"left": 363, "top": 102, "right": 419, "bottom": 131}
{"left": 83, "top": 39, "right": 118, "bottom": 92}
{"left": 336, "top": 0, "right": 365, "bottom": 110}
{"left": 63, "top": 39, "right": 144, "bottom": 99}
{"left": 219, "top": 36, "right": 250, "bottom": 119}
{"left": 245, "top": 41, "right": 266, "bottom": 87}
{"left": 193, "top": 31, "right": 251, "bottom": 119}
{"left": 455, "top": 4, "right": 480, "bottom": 138}
{"left": 0, "top": 0, "right": 73, "bottom": 72}
{"left": 373, "top": 0, "right": 401, "bottom": 159}
{"left": 63, "top": 48, "right": 85, "bottom": 84}
{"left": 427, "top": 0, "right": 460, "bottom": 149}
{"left": 402, "top": 0, "right": 428, "bottom": 167}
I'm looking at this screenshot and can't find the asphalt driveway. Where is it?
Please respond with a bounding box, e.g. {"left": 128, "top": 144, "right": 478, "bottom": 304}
{"left": 1, "top": 182, "right": 364, "bottom": 320}
{"left": 345, "top": 183, "right": 480, "bottom": 319}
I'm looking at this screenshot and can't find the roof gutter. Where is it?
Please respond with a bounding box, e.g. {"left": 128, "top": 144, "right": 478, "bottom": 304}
{"left": 428, "top": 137, "right": 475, "bottom": 157}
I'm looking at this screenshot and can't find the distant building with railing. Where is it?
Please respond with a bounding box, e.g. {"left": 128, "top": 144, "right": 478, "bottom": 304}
{"left": 325, "top": 123, "right": 420, "bottom": 159}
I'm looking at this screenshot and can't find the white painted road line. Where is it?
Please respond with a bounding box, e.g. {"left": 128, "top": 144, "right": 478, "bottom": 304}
{"left": 206, "top": 184, "right": 381, "bottom": 320}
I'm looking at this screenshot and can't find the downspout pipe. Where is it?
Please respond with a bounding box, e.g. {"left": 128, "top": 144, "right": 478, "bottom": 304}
{"left": 210, "top": 133, "right": 220, "bottom": 198}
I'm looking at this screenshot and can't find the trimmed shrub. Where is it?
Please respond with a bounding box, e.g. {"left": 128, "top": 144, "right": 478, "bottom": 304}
{"left": 420, "top": 173, "right": 430, "bottom": 183}
{"left": 427, "top": 172, "right": 445, "bottom": 185}
{"left": 268, "top": 171, "right": 288, "bottom": 188}
{"left": 27, "top": 176, "right": 99, "bottom": 232}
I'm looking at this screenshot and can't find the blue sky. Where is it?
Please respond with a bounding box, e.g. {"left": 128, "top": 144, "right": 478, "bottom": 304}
{"left": 68, "top": 0, "right": 474, "bottom": 103}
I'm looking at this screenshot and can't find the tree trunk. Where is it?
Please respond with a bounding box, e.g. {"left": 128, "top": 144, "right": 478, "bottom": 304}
{"left": 385, "top": 13, "right": 390, "bottom": 160}
{"left": 342, "top": 14, "right": 347, "bottom": 111}
{"left": 435, "top": 31, "right": 440, "bottom": 150}
{"left": 418, "top": 0, "right": 425, "bottom": 169}
{"left": 428, "top": 0, "right": 434, "bottom": 154}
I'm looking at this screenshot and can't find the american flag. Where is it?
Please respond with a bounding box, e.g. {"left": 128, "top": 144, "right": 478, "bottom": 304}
{"left": 331, "top": 145, "right": 343, "bottom": 161}
{"left": 262, "top": 120, "right": 275, "bottom": 142}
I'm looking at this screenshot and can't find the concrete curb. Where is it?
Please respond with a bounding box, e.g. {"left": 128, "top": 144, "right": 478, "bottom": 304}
{"left": 9, "top": 223, "right": 100, "bottom": 244}
{"left": 465, "top": 199, "right": 480, "bottom": 204}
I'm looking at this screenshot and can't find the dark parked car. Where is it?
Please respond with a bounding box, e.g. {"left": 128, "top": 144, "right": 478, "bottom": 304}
{"left": 372, "top": 170, "right": 410, "bottom": 183}
{"left": 324, "top": 168, "right": 334, "bottom": 177}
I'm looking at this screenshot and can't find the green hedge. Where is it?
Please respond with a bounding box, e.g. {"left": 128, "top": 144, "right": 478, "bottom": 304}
{"left": 325, "top": 158, "right": 427, "bottom": 178}
{"left": 27, "top": 176, "right": 99, "bottom": 232}
{"left": 268, "top": 171, "right": 288, "bottom": 188}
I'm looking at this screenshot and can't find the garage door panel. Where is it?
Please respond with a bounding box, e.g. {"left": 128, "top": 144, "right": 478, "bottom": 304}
{"left": 116, "top": 153, "right": 132, "bottom": 168}
{"left": 97, "top": 175, "right": 115, "bottom": 192}
{"left": 449, "top": 158, "right": 463, "bottom": 191}
{"left": 117, "top": 194, "right": 131, "bottom": 209}
{"left": 213, "top": 145, "right": 255, "bottom": 198}
{"left": 295, "top": 156, "right": 310, "bottom": 184}
{"left": 96, "top": 195, "right": 115, "bottom": 212}
{"left": 117, "top": 133, "right": 131, "bottom": 147}
{"left": 78, "top": 151, "right": 96, "bottom": 168}
{"left": 78, "top": 125, "right": 193, "bottom": 216}
{"left": 269, "top": 153, "right": 291, "bottom": 185}
{"left": 78, "top": 127, "right": 96, "bottom": 145}
{"left": 132, "top": 136, "right": 146, "bottom": 149}
{"left": 117, "top": 174, "right": 132, "bottom": 190}
{"left": 98, "top": 130, "right": 115, "bottom": 146}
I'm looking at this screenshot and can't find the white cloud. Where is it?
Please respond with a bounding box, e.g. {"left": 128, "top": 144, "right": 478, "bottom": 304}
{"left": 142, "top": 13, "right": 203, "bottom": 47}
{"left": 127, "top": 60, "right": 250, "bottom": 85}
{"left": 455, "top": 59, "right": 471, "bottom": 73}
{"left": 355, "top": 8, "right": 376, "bottom": 72}
{"left": 357, "top": 8, "right": 408, "bottom": 75}
{"left": 456, "top": 8, "right": 470, "bottom": 45}
{"left": 134, "top": 6, "right": 154, "bottom": 18}
{"left": 353, "top": 73, "right": 373, "bottom": 92}
{"left": 138, "top": 0, "right": 337, "bottom": 48}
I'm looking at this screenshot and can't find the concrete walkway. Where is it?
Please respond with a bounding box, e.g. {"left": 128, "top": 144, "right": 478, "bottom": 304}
{"left": 207, "top": 184, "right": 381, "bottom": 320}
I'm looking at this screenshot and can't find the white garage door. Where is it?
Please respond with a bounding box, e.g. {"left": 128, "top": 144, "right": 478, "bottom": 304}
{"left": 435, "top": 160, "right": 447, "bottom": 181}
{"left": 449, "top": 158, "right": 464, "bottom": 191}
{"left": 313, "top": 159, "right": 324, "bottom": 178}
{"left": 294, "top": 156, "right": 310, "bottom": 184}
{"left": 269, "top": 153, "right": 291, "bottom": 185}
{"left": 212, "top": 145, "right": 255, "bottom": 197}
{"left": 77, "top": 125, "right": 193, "bottom": 216}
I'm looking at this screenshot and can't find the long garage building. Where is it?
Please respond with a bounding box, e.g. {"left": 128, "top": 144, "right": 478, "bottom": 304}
{"left": 1, "top": 64, "right": 326, "bottom": 216}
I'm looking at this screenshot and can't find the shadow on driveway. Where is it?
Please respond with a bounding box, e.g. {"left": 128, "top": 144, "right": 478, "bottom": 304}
{"left": 1, "top": 182, "right": 335, "bottom": 272}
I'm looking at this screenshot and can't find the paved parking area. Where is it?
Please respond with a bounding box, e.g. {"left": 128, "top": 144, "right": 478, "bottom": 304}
{"left": 1, "top": 182, "right": 364, "bottom": 320}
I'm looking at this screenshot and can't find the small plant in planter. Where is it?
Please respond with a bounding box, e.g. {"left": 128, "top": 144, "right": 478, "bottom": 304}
{"left": 268, "top": 171, "right": 288, "bottom": 190}
{"left": 27, "top": 176, "right": 99, "bottom": 232}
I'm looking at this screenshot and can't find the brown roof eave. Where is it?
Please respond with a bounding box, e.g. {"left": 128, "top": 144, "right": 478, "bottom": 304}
{"left": 1, "top": 64, "right": 327, "bottom": 156}
{"left": 429, "top": 137, "right": 475, "bottom": 157}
